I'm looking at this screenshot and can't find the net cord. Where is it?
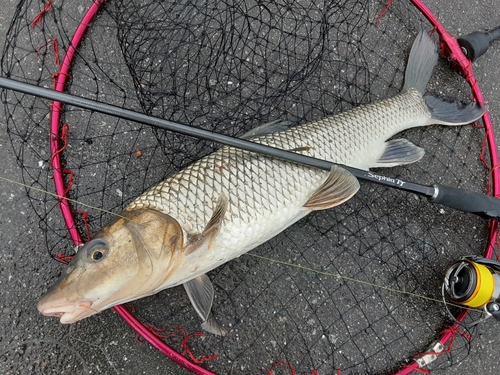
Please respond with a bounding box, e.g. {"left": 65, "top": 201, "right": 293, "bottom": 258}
{"left": 47, "top": 0, "right": 499, "bottom": 374}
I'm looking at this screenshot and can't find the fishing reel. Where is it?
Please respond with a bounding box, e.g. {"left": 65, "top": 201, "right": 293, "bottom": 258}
{"left": 443, "top": 256, "right": 500, "bottom": 321}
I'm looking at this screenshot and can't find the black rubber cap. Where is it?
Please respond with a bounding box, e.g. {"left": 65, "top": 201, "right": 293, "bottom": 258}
{"left": 458, "top": 27, "right": 500, "bottom": 62}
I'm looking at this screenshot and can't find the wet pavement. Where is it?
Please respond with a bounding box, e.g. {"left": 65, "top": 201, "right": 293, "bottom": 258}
{"left": 1, "top": 1, "right": 499, "bottom": 374}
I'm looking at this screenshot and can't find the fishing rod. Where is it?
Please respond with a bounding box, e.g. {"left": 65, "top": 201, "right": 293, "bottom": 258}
{"left": 1, "top": 76, "right": 499, "bottom": 220}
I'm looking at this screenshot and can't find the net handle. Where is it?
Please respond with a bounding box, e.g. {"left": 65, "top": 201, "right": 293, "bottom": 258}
{"left": 48, "top": 1, "right": 216, "bottom": 374}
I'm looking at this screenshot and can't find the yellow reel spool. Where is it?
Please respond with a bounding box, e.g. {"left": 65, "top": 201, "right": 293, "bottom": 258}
{"left": 461, "top": 260, "right": 495, "bottom": 308}
{"left": 444, "top": 258, "right": 500, "bottom": 309}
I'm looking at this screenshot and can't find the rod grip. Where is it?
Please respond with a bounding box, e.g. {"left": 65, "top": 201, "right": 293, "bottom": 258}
{"left": 429, "top": 184, "right": 500, "bottom": 220}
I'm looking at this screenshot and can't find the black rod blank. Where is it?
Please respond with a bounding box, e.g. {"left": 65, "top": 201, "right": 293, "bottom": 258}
{"left": 1, "top": 76, "right": 499, "bottom": 220}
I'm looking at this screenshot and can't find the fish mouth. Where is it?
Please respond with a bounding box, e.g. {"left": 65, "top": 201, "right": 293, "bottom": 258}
{"left": 37, "top": 300, "right": 94, "bottom": 324}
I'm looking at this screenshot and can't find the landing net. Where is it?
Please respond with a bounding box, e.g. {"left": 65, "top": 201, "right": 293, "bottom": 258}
{"left": 2, "top": 0, "right": 498, "bottom": 374}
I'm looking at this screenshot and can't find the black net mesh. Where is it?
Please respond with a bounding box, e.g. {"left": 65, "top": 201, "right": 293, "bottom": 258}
{"left": 1, "top": 0, "right": 495, "bottom": 373}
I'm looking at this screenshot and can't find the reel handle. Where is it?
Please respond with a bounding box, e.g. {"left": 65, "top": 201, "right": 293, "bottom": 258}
{"left": 486, "top": 302, "right": 500, "bottom": 321}
{"left": 429, "top": 184, "right": 500, "bottom": 220}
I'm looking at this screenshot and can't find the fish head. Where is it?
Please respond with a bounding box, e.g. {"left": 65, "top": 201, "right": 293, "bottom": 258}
{"left": 37, "top": 208, "right": 184, "bottom": 323}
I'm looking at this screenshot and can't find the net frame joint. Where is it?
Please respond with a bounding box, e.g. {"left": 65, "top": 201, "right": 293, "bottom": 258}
{"left": 415, "top": 341, "right": 444, "bottom": 368}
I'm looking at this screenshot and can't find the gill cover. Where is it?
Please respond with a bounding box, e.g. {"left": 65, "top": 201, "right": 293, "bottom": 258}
{"left": 37, "top": 208, "right": 184, "bottom": 323}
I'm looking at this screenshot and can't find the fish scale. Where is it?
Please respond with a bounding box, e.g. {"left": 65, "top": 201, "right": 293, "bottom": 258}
{"left": 127, "top": 89, "right": 429, "bottom": 256}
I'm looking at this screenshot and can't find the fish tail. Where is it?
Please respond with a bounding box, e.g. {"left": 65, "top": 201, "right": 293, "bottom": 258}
{"left": 423, "top": 95, "right": 487, "bottom": 125}
{"left": 404, "top": 31, "right": 487, "bottom": 126}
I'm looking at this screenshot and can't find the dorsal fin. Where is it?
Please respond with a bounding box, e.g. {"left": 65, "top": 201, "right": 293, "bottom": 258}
{"left": 403, "top": 31, "right": 437, "bottom": 93}
{"left": 239, "top": 119, "right": 292, "bottom": 139}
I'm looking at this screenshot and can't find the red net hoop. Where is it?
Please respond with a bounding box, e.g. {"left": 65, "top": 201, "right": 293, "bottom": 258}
{"left": 2, "top": 0, "right": 498, "bottom": 374}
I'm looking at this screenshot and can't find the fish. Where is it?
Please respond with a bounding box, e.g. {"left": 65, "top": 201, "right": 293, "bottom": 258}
{"left": 37, "top": 31, "right": 486, "bottom": 334}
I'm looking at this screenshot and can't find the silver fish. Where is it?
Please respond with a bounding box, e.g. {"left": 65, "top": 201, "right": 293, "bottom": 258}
{"left": 38, "top": 31, "right": 485, "bottom": 334}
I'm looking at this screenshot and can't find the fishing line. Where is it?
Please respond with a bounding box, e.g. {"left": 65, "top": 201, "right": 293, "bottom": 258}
{"left": 1, "top": 172, "right": 475, "bottom": 312}
{"left": 247, "top": 253, "right": 484, "bottom": 313}
{"left": 3, "top": 0, "right": 498, "bottom": 373}
{"left": 0, "top": 175, "right": 132, "bottom": 221}
{"left": 3, "top": 170, "right": 484, "bottom": 327}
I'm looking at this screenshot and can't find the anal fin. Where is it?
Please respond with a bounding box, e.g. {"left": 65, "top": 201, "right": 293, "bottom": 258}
{"left": 373, "top": 139, "right": 425, "bottom": 167}
{"left": 304, "top": 166, "right": 359, "bottom": 210}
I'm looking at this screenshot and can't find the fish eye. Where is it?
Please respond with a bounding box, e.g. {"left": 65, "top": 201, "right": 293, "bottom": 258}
{"left": 85, "top": 239, "right": 108, "bottom": 262}
{"left": 92, "top": 251, "right": 103, "bottom": 260}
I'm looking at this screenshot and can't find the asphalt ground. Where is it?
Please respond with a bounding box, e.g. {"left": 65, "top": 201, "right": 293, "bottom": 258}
{"left": 1, "top": 1, "right": 499, "bottom": 375}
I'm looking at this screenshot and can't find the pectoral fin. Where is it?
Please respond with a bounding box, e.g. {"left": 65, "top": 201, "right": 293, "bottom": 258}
{"left": 184, "top": 193, "right": 228, "bottom": 256}
{"left": 304, "top": 166, "right": 359, "bottom": 210}
{"left": 183, "top": 274, "right": 214, "bottom": 322}
{"left": 201, "top": 315, "right": 228, "bottom": 336}
{"left": 183, "top": 275, "right": 227, "bottom": 336}
{"left": 373, "top": 138, "right": 425, "bottom": 167}
{"left": 202, "top": 193, "right": 228, "bottom": 238}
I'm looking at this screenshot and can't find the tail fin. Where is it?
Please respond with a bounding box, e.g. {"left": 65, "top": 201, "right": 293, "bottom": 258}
{"left": 424, "top": 95, "right": 487, "bottom": 125}
{"left": 405, "top": 31, "right": 487, "bottom": 125}
{"left": 403, "top": 31, "right": 438, "bottom": 93}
